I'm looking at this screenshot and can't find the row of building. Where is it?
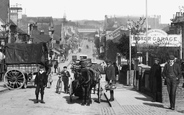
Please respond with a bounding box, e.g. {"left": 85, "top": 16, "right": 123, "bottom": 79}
{"left": 0, "top": 0, "right": 81, "bottom": 62}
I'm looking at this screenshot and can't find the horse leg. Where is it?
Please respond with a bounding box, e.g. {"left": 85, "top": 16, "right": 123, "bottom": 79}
{"left": 70, "top": 93, "right": 73, "bottom": 103}
{"left": 93, "top": 84, "right": 96, "bottom": 94}
{"left": 86, "top": 85, "right": 92, "bottom": 106}
{"left": 81, "top": 86, "right": 86, "bottom": 105}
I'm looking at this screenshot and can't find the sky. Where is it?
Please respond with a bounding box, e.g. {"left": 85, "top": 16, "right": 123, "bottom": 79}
{"left": 10, "top": 0, "right": 184, "bottom": 24}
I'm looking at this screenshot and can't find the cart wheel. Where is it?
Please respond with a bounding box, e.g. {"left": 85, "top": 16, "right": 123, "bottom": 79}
{"left": 4, "top": 69, "right": 25, "bottom": 89}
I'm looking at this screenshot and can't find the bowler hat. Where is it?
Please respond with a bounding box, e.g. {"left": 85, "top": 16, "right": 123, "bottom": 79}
{"left": 169, "top": 55, "right": 175, "bottom": 60}
{"left": 106, "top": 60, "right": 111, "bottom": 64}
{"left": 39, "top": 65, "right": 45, "bottom": 69}
{"left": 154, "top": 57, "right": 159, "bottom": 61}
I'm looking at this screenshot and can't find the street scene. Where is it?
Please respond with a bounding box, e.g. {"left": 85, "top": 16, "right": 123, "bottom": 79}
{"left": 0, "top": 0, "right": 184, "bottom": 115}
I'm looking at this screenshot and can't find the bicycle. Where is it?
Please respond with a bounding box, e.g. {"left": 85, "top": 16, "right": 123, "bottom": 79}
{"left": 56, "top": 74, "right": 63, "bottom": 94}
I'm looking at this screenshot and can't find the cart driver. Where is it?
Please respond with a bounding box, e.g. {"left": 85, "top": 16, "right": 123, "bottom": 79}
{"left": 34, "top": 65, "right": 48, "bottom": 103}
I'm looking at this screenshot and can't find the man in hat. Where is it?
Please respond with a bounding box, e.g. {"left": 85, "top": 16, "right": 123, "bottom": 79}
{"left": 104, "top": 60, "right": 115, "bottom": 101}
{"left": 162, "top": 55, "right": 182, "bottom": 110}
{"left": 149, "top": 57, "right": 162, "bottom": 102}
{"left": 34, "top": 65, "right": 48, "bottom": 103}
{"left": 60, "top": 66, "right": 70, "bottom": 93}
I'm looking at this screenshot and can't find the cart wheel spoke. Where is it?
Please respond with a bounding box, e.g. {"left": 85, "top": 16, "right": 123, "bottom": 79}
{"left": 7, "top": 72, "right": 13, "bottom": 78}
{"left": 17, "top": 74, "right": 23, "bottom": 79}
{"left": 5, "top": 75, "right": 12, "bottom": 80}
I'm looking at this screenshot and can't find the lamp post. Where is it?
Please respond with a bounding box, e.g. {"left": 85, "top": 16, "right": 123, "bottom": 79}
{"left": 127, "top": 20, "right": 132, "bottom": 86}
{"left": 146, "top": 0, "right": 149, "bottom": 65}
{"left": 180, "top": 25, "right": 183, "bottom": 59}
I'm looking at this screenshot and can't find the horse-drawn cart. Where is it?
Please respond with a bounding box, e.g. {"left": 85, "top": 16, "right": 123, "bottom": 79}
{"left": 69, "top": 59, "right": 103, "bottom": 105}
{"left": 3, "top": 43, "right": 48, "bottom": 89}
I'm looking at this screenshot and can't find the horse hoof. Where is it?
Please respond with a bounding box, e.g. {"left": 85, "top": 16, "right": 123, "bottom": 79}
{"left": 81, "top": 102, "right": 86, "bottom": 105}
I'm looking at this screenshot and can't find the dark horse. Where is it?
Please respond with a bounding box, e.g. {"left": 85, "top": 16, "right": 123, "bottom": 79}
{"left": 69, "top": 62, "right": 103, "bottom": 105}
{"left": 70, "top": 67, "right": 97, "bottom": 106}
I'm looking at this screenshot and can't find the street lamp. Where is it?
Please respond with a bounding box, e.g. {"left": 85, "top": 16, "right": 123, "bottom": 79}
{"left": 127, "top": 20, "right": 132, "bottom": 86}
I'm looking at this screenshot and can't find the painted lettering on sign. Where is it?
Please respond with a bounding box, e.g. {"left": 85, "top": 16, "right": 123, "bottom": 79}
{"left": 131, "top": 29, "right": 181, "bottom": 47}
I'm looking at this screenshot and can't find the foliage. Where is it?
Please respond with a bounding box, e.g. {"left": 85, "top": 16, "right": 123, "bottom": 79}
{"left": 116, "top": 34, "right": 136, "bottom": 59}
{"left": 145, "top": 46, "right": 179, "bottom": 63}
{"left": 106, "top": 40, "right": 118, "bottom": 62}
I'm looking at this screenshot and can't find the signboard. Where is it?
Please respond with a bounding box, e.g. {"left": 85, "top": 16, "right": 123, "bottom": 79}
{"left": 131, "top": 29, "right": 181, "bottom": 47}
{"left": 106, "top": 26, "right": 125, "bottom": 40}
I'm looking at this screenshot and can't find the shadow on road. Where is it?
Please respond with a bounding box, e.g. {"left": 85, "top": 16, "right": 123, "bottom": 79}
{"left": 177, "top": 110, "right": 184, "bottom": 113}
{"left": 26, "top": 86, "right": 36, "bottom": 89}
{"left": 29, "top": 99, "right": 37, "bottom": 103}
{"left": 63, "top": 95, "right": 102, "bottom": 106}
{"left": 63, "top": 95, "right": 82, "bottom": 105}
{"left": 143, "top": 102, "right": 164, "bottom": 108}
{"left": 135, "top": 97, "right": 152, "bottom": 101}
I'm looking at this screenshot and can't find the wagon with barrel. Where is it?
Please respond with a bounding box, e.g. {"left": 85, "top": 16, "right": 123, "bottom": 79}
{"left": 69, "top": 58, "right": 104, "bottom": 104}
{"left": 3, "top": 43, "right": 48, "bottom": 89}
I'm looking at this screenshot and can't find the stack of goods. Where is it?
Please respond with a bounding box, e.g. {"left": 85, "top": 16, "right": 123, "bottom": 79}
{"left": 80, "top": 58, "right": 92, "bottom": 67}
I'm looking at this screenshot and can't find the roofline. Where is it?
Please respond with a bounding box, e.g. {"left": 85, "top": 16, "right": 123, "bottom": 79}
{"left": 0, "top": 18, "right": 5, "bottom": 24}
{"left": 106, "top": 25, "right": 127, "bottom": 36}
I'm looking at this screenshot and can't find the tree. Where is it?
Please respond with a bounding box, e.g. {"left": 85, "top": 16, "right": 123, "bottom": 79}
{"left": 116, "top": 34, "right": 136, "bottom": 59}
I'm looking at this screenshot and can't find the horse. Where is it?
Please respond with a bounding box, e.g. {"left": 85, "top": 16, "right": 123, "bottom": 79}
{"left": 69, "top": 62, "right": 103, "bottom": 105}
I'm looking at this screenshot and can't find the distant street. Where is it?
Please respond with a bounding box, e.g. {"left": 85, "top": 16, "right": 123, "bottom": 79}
{"left": 0, "top": 40, "right": 111, "bottom": 115}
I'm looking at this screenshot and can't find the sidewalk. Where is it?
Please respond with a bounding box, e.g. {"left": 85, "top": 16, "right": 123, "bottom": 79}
{"left": 103, "top": 79, "right": 184, "bottom": 115}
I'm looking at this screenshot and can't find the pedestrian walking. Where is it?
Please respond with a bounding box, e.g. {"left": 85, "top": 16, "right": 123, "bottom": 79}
{"left": 149, "top": 57, "right": 162, "bottom": 102}
{"left": 47, "top": 71, "right": 53, "bottom": 88}
{"left": 162, "top": 55, "right": 182, "bottom": 110}
{"left": 113, "top": 62, "right": 119, "bottom": 83}
{"left": 54, "top": 60, "right": 58, "bottom": 73}
{"left": 105, "top": 60, "right": 116, "bottom": 101}
{"left": 101, "top": 61, "right": 107, "bottom": 74}
{"left": 60, "top": 66, "right": 70, "bottom": 93}
{"left": 34, "top": 65, "right": 48, "bottom": 104}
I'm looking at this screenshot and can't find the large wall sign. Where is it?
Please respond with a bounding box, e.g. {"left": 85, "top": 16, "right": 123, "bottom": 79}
{"left": 131, "top": 29, "right": 181, "bottom": 47}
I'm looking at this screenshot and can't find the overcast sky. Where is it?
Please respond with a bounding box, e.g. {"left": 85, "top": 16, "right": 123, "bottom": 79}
{"left": 10, "top": 0, "right": 184, "bottom": 24}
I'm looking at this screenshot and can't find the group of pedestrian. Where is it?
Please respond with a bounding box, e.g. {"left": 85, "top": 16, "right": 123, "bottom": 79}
{"left": 150, "top": 54, "right": 182, "bottom": 110}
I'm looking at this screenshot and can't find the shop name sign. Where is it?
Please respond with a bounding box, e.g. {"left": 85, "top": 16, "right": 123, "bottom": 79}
{"left": 131, "top": 29, "right": 181, "bottom": 47}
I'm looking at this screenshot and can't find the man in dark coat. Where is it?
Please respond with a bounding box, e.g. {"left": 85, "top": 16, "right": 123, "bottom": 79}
{"left": 113, "top": 62, "right": 119, "bottom": 83}
{"left": 162, "top": 55, "right": 182, "bottom": 110}
{"left": 149, "top": 58, "right": 162, "bottom": 102}
{"left": 54, "top": 60, "right": 58, "bottom": 73}
{"left": 34, "top": 66, "right": 48, "bottom": 103}
{"left": 105, "top": 60, "right": 115, "bottom": 101}
{"left": 60, "top": 66, "right": 70, "bottom": 93}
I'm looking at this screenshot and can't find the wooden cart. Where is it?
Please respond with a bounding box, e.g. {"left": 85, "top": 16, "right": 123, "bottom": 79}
{"left": 3, "top": 43, "right": 48, "bottom": 89}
